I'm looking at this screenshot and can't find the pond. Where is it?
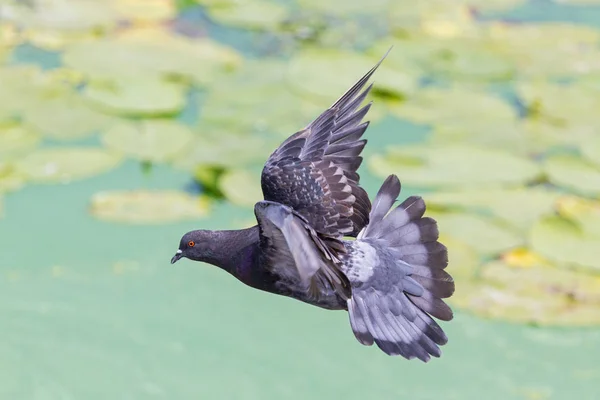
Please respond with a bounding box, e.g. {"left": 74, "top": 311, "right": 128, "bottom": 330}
{"left": 1, "top": 1, "right": 599, "bottom": 399}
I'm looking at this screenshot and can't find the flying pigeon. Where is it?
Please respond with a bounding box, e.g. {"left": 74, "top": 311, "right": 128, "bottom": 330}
{"left": 171, "top": 50, "right": 455, "bottom": 362}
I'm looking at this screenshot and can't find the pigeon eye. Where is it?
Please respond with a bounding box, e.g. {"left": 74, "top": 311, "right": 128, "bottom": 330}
{"left": 188, "top": 241, "right": 195, "bottom": 247}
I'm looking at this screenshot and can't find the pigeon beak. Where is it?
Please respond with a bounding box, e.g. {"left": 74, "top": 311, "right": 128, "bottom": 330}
{"left": 171, "top": 250, "right": 183, "bottom": 264}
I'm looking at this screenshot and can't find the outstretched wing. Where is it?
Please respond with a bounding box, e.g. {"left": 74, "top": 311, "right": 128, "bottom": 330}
{"left": 261, "top": 49, "right": 391, "bottom": 238}
{"left": 254, "top": 201, "right": 351, "bottom": 301}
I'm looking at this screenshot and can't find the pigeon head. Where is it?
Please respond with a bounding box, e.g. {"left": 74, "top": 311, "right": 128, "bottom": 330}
{"left": 171, "top": 230, "right": 211, "bottom": 264}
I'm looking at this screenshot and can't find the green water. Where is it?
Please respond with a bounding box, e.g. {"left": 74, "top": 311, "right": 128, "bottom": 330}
{"left": 2, "top": 1, "right": 600, "bottom": 399}
{"left": 2, "top": 126, "right": 599, "bottom": 400}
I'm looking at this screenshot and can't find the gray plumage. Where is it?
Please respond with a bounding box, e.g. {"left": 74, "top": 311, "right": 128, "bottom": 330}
{"left": 343, "top": 175, "right": 453, "bottom": 361}
{"left": 172, "top": 48, "right": 455, "bottom": 362}
{"left": 260, "top": 50, "right": 390, "bottom": 238}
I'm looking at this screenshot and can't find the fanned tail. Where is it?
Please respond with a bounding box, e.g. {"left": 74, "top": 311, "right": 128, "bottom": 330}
{"left": 347, "top": 175, "right": 454, "bottom": 362}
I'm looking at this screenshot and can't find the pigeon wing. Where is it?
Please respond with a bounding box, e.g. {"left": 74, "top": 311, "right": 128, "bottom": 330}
{"left": 261, "top": 50, "right": 391, "bottom": 238}
{"left": 254, "top": 201, "right": 351, "bottom": 301}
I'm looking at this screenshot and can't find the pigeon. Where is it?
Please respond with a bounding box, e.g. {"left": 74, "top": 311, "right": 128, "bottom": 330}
{"left": 171, "top": 50, "right": 455, "bottom": 362}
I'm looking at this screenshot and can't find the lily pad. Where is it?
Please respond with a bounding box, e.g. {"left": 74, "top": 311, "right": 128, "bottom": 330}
{"left": 387, "top": 2, "right": 479, "bottom": 37}
{"left": 2, "top": 0, "right": 118, "bottom": 32}
{"left": 388, "top": 86, "right": 517, "bottom": 125}
{"left": 427, "top": 187, "right": 561, "bottom": 233}
{"left": 460, "top": 0, "right": 526, "bottom": 12}
{"left": 488, "top": 21, "right": 600, "bottom": 53}
{"left": 296, "top": 0, "right": 392, "bottom": 16}
{"left": 286, "top": 48, "right": 420, "bottom": 103}
{"left": 207, "top": 1, "right": 289, "bottom": 30}
{"left": 437, "top": 233, "right": 480, "bottom": 280}
{"left": 0, "top": 65, "right": 73, "bottom": 119}
{"left": 109, "top": 0, "right": 176, "bottom": 23}
{"left": 578, "top": 131, "right": 600, "bottom": 168}
{"left": 369, "top": 144, "right": 542, "bottom": 189}
{"left": 451, "top": 259, "right": 600, "bottom": 327}
{"left": 517, "top": 81, "right": 600, "bottom": 125}
{"left": 0, "top": 124, "right": 41, "bottom": 159}
{"left": 23, "top": 94, "right": 116, "bottom": 140}
{"left": 373, "top": 37, "right": 516, "bottom": 83}
{"left": 218, "top": 169, "right": 263, "bottom": 208}
{"left": 16, "top": 148, "right": 123, "bottom": 184}
{"left": 427, "top": 210, "right": 523, "bottom": 257}
{"left": 0, "top": 162, "right": 26, "bottom": 193}
{"left": 62, "top": 37, "right": 242, "bottom": 85}
{"left": 83, "top": 77, "right": 187, "bottom": 117}
{"left": 199, "top": 59, "right": 334, "bottom": 137}
{"left": 488, "top": 22, "right": 600, "bottom": 79}
{"left": 429, "top": 119, "right": 576, "bottom": 156}
{"left": 101, "top": 120, "right": 194, "bottom": 163}
{"left": 173, "top": 129, "right": 272, "bottom": 170}
{"left": 0, "top": 22, "right": 20, "bottom": 49}
{"left": 543, "top": 155, "right": 600, "bottom": 197}
{"left": 90, "top": 190, "right": 210, "bottom": 224}
{"left": 530, "top": 215, "right": 600, "bottom": 273}
{"left": 556, "top": 196, "right": 600, "bottom": 239}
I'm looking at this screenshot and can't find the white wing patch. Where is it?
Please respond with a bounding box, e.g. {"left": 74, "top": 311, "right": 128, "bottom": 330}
{"left": 342, "top": 240, "right": 379, "bottom": 282}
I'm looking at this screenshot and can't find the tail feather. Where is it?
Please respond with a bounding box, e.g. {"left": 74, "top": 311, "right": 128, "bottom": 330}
{"left": 358, "top": 174, "right": 400, "bottom": 239}
{"left": 346, "top": 174, "right": 454, "bottom": 361}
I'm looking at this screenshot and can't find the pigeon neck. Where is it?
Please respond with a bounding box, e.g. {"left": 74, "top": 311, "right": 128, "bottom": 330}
{"left": 201, "top": 226, "right": 260, "bottom": 275}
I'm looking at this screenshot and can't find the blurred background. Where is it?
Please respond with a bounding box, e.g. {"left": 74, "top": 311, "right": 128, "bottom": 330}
{"left": 1, "top": 0, "right": 600, "bottom": 399}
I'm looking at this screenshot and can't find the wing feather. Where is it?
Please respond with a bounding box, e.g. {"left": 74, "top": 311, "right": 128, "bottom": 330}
{"left": 261, "top": 49, "right": 392, "bottom": 237}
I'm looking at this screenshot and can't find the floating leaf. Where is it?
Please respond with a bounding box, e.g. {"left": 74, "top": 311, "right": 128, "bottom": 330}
{"left": 387, "top": 2, "right": 478, "bottom": 37}
{"left": 286, "top": 48, "right": 419, "bottom": 103}
{"left": 437, "top": 233, "right": 480, "bottom": 279}
{"left": 173, "top": 129, "right": 272, "bottom": 170}
{"left": 16, "top": 148, "right": 123, "bottom": 184}
{"left": 1, "top": 1, "right": 118, "bottom": 50}
{"left": 296, "top": 0, "right": 393, "bottom": 17}
{"left": 388, "top": 86, "right": 517, "bottom": 125}
{"left": 530, "top": 215, "right": 600, "bottom": 273}
{"left": 101, "top": 120, "right": 194, "bottom": 163}
{"left": 90, "top": 190, "right": 210, "bottom": 224}
{"left": 488, "top": 22, "right": 600, "bottom": 79}
{"left": 369, "top": 145, "right": 542, "bottom": 188}
{"left": 451, "top": 259, "right": 600, "bottom": 327}
{"left": 0, "top": 65, "right": 72, "bottom": 119}
{"left": 429, "top": 210, "right": 523, "bottom": 257}
{"left": 0, "top": 124, "right": 41, "bottom": 159}
{"left": 109, "top": 0, "right": 176, "bottom": 23}
{"left": 578, "top": 131, "right": 600, "bottom": 169}
{"left": 83, "top": 77, "right": 186, "bottom": 117}
{"left": 459, "top": 0, "right": 526, "bottom": 12}
{"left": 429, "top": 119, "right": 578, "bottom": 156}
{"left": 427, "top": 187, "right": 560, "bottom": 233}
{"left": 23, "top": 94, "right": 116, "bottom": 140}
{"left": 218, "top": 169, "right": 263, "bottom": 208}
{"left": 556, "top": 196, "right": 600, "bottom": 239}
{"left": 207, "top": 1, "right": 289, "bottom": 30}
{"left": 0, "top": 21, "right": 20, "bottom": 49}
{"left": 0, "top": 162, "right": 26, "bottom": 193}
{"left": 62, "top": 37, "right": 242, "bottom": 85}
{"left": 517, "top": 81, "right": 600, "bottom": 125}
{"left": 371, "top": 38, "right": 515, "bottom": 83}
{"left": 199, "top": 59, "right": 332, "bottom": 137}
{"left": 2, "top": 0, "right": 118, "bottom": 31}
{"left": 502, "top": 247, "right": 551, "bottom": 269}
{"left": 544, "top": 155, "right": 600, "bottom": 197}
